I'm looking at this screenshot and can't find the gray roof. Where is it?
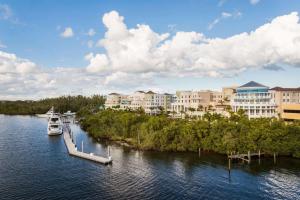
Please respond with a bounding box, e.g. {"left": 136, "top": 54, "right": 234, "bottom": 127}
{"left": 239, "top": 81, "right": 268, "bottom": 88}
{"left": 108, "top": 92, "right": 120, "bottom": 95}
{"left": 146, "top": 91, "right": 156, "bottom": 94}
{"left": 270, "top": 87, "right": 300, "bottom": 91}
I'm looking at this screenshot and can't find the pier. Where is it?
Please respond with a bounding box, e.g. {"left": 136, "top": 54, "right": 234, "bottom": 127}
{"left": 63, "top": 124, "right": 112, "bottom": 164}
{"left": 228, "top": 151, "right": 264, "bottom": 163}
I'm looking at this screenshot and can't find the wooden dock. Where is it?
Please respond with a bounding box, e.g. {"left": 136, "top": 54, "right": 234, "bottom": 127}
{"left": 228, "top": 151, "right": 264, "bottom": 163}
{"left": 63, "top": 124, "right": 112, "bottom": 164}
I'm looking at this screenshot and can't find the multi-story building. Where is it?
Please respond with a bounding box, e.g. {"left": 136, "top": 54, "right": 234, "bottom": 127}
{"left": 231, "top": 81, "right": 277, "bottom": 118}
{"left": 105, "top": 83, "right": 300, "bottom": 120}
{"left": 142, "top": 91, "right": 174, "bottom": 114}
{"left": 128, "top": 91, "right": 145, "bottom": 110}
{"left": 171, "top": 90, "right": 226, "bottom": 114}
{"left": 105, "top": 90, "right": 174, "bottom": 115}
{"left": 105, "top": 93, "right": 126, "bottom": 109}
{"left": 270, "top": 87, "right": 300, "bottom": 120}
{"left": 222, "top": 86, "right": 237, "bottom": 102}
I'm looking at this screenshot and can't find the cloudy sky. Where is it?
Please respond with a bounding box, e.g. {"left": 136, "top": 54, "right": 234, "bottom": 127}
{"left": 1, "top": 0, "right": 300, "bottom": 100}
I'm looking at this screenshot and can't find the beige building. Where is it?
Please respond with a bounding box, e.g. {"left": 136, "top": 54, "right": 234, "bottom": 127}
{"left": 171, "top": 89, "right": 232, "bottom": 116}
{"left": 105, "top": 93, "right": 127, "bottom": 109}
{"left": 222, "top": 86, "right": 237, "bottom": 102}
{"left": 270, "top": 87, "right": 300, "bottom": 120}
{"left": 171, "top": 90, "right": 212, "bottom": 113}
{"left": 105, "top": 91, "right": 174, "bottom": 115}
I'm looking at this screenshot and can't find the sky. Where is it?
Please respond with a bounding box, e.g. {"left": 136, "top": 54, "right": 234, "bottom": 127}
{"left": 1, "top": 0, "right": 300, "bottom": 100}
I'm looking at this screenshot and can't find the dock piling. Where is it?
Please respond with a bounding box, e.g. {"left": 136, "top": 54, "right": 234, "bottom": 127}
{"left": 248, "top": 151, "right": 251, "bottom": 163}
{"left": 258, "top": 149, "right": 261, "bottom": 165}
{"left": 228, "top": 158, "right": 231, "bottom": 174}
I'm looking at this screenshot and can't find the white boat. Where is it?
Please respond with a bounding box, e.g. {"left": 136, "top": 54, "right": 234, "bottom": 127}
{"left": 48, "top": 114, "right": 63, "bottom": 136}
{"left": 63, "top": 110, "right": 76, "bottom": 116}
{"left": 36, "top": 107, "right": 55, "bottom": 118}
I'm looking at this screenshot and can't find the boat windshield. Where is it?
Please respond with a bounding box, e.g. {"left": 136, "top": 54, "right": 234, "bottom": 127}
{"left": 50, "top": 125, "right": 59, "bottom": 128}
{"left": 50, "top": 118, "right": 59, "bottom": 122}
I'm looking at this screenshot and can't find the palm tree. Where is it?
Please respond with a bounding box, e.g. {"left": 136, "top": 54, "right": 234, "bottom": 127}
{"left": 197, "top": 105, "right": 204, "bottom": 111}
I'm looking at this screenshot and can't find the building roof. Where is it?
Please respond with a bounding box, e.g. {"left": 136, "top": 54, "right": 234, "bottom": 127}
{"left": 136, "top": 90, "right": 145, "bottom": 93}
{"left": 108, "top": 92, "right": 120, "bottom": 95}
{"left": 270, "top": 87, "right": 300, "bottom": 92}
{"left": 239, "top": 81, "right": 268, "bottom": 88}
{"left": 146, "top": 91, "right": 156, "bottom": 94}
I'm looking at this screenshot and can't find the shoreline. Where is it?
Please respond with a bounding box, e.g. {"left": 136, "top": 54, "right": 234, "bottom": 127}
{"left": 88, "top": 133, "right": 300, "bottom": 160}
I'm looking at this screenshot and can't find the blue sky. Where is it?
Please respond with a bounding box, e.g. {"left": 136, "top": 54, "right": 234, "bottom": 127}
{"left": 1, "top": 0, "right": 300, "bottom": 99}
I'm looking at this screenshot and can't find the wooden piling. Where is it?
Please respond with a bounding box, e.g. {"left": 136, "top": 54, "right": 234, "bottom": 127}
{"left": 274, "top": 152, "right": 276, "bottom": 164}
{"left": 198, "top": 148, "right": 201, "bottom": 157}
{"left": 258, "top": 149, "right": 261, "bottom": 165}
{"left": 248, "top": 151, "right": 251, "bottom": 163}
{"left": 228, "top": 158, "right": 231, "bottom": 174}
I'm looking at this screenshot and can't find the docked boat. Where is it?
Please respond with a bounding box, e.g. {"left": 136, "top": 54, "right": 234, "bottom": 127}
{"left": 63, "top": 110, "right": 76, "bottom": 116}
{"left": 48, "top": 114, "right": 63, "bottom": 136}
{"left": 36, "top": 107, "right": 54, "bottom": 119}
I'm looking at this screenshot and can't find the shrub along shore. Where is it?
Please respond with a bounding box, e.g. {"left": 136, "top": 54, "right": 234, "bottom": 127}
{"left": 79, "top": 109, "right": 300, "bottom": 158}
{"left": 0, "top": 95, "right": 105, "bottom": 115}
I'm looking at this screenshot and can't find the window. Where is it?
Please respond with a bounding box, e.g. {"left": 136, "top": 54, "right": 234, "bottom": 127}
{"left": 284, "top": 109, "right": 300, "bottom": 114}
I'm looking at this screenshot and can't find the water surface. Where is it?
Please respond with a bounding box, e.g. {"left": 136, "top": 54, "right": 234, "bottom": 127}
{"left": 0, "top": 115, "right": 299, "bottom": 200}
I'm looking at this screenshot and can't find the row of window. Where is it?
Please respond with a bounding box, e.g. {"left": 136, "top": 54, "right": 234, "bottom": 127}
{"left": 234, "top": 99, "right": 271, "bottom": 103}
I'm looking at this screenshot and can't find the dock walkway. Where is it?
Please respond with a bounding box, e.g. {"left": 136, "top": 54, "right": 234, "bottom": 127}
{"left": 228, "top": 151, "right": 264, "bottom": 163}
{"left": 63, "top": 124, "right": 112, "bottom": 164}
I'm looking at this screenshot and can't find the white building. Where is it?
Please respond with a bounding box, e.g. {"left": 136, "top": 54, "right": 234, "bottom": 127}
{"left": 231, "top": 81, "right": 276, "bottom": 118}
{"left": 105, "top": 91, "right": 174, "bottom": 115}
{"left": 105, "top": 93, "right": 126, "bottom": 109}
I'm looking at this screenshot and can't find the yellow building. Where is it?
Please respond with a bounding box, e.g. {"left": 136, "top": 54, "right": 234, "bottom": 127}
{"left": 281, "top": 104, "right": 300, "bottom": 121}
{"left": 270, "top": 87, "right": 300, "bottom": 120}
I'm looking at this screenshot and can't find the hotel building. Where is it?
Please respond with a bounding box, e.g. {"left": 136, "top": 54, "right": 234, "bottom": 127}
{"left": 270, "top": 87, "right": 300, "bottom": 121}
{"left": 231, "top": 81, "right": 277, "bottom": 118}
{"left": 105, "top": 91, "right": 174, "bottom": 115}
{"left": 171, "top": 90, "right": 212, "bottom": 113}
{"left": 105, "top": 93, "right": 127, "bottom": 109}
{"left": 105, "top": 82, "right": 300, "bottom": 120}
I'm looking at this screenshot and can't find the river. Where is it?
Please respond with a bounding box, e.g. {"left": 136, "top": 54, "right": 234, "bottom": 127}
{"left": 0, "top": 115, "right": 299, "bottom": 200}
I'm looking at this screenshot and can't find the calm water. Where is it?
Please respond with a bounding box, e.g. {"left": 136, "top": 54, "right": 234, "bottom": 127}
{"left": 0, "top": 115, "right": 299, "bottom": 200}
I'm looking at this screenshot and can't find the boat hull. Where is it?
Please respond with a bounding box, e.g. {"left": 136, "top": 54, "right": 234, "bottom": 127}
{"left": 48, "top": 129, "right": 63, "bottom": 136}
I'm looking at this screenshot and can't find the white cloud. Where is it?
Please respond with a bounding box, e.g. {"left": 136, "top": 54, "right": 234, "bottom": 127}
{"left": 87, "top": 28, "right": 96, "bottom": 36}
{"left": 0, "top": 4, "right": 12, "bottom": 20}
{"left": 0, "top": 51, "right": 104, "bottom": 100}
{"left": 60, "top": 27, "right": 74, "bottom": 38}
{"left": 87, "top": 11, "right": 300, "bottom": 79}
{"left": 0, "top": 4, "right": 22, "bottom": 24}
{"left": 0, "top": 51, "right": 37, "bottom": 74}
{"left": 2, "top": 11, "right": 300, "bottom": 99}
{"left": 250, "top": 0, "right": 260, "bottom": 5}
{"left": 86, "top": 53, "right": 109, "bottom": 73}
{"left": 103, "top": 71, "right": 153, "bottom": 88}
{"left": 208, "top": 11, "right": 242, "bottom": 30}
